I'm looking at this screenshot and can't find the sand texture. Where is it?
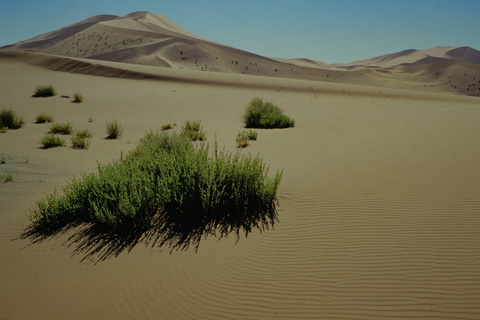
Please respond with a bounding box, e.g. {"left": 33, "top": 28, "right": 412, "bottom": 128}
{"left": 1, "top": 11, "right": 480, "bottom": 320}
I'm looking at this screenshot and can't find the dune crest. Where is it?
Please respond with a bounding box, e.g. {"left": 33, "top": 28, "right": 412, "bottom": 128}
{"left": 1, "top": 12, "right": 479, "bottom": 96}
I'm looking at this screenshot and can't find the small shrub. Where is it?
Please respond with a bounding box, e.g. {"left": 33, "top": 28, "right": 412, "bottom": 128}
{"left": 35, "top": 113, "right": 54, "bottom": 123}
{"left": 0, "top": 172, "right": 15, "bottom": 182}
{"left": 75, "top": 129, "right": 94, "bottom": 139}
{"left": 71, "top": 136, "right": 91, "bottom": 149}
{"left": 49, "top": 122, "right": 73, "bottom": 135}
{"left": 88, "top": 117, "right": 94, "bottom": 123}
{"left": 40, "top": 134, "right": 66, "bottom": 149}
{"left": 33, "top": 85, "right": 56, "bottom": 97}
{"left": 246, "top": 129, "right": 258, "bottom": 141}
{"left": 181, "top": 120, "right": 206, "bottom": 141}
{"left": 236, "top": 131, "right": 249, "bottom": 148}
{"left": 244, "top": 98, "right": 295, "bottom": 129}
{"left": 0, "top": 126, "right": 8, "bottom": 133}
{"left": 106, "top": 120, "right": 123, "bottom": 139}
{"left": 71, "top": 129, "right": 93, "bottom": 149}
{"left": 0, "top": 108, "right": 25, "bottom": 129}
{"left": 73, "top": 92, "right": 83, "bottom": 103}
{"left": 161, "top": 122, "right": 176, "bottom": 131}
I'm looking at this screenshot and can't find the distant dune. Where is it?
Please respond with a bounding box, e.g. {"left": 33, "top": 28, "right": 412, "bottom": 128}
{"left": 1, "top": 11, "right": 480, "bottom": 96}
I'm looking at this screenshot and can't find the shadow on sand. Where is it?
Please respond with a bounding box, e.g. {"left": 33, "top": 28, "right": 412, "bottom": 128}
{"left": 19, "top": 208, "right": 277, "bottom": 263}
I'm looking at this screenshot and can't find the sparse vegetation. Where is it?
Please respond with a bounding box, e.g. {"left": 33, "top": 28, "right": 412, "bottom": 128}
{"left": 161, "top": 122, "right": 176, "bottom": 131}
{"left": 106, "top": 120, "right": 123, "bottom": 139}
{"left": 181, "top": 120, "right": 206, "bottom": 141}
{"left": 40, "top": 134, "right": 66, "bottom": 149}
{"left": 73, "top": 92, "right": 83, "bottom": 103}
{"left": 236, "top": 129, "right": 258, "bottom": 148}
{"left": 0, "top": 108, "right": 25, "bottom": 129}
{"left": 71, "top": 129, "right": 93, "bottom": 149}
{"left": 75, "top": 129, "right": 94, "bottom": 139}
{"left": 27, "top": 131, "right": 282, "bottom": 251}
{"left": 0, "top": 127, "right": 8, "bottom": 133}
{"left": 244, "top": 98, "right": 295, "bottom": 129}
{"left": 35, "top": 113, "right": 54, "bottom": 123}
{"left": 33, "top": 85, "right": 56, "bottom": 98}
{"left": 0, "top": 171, "right": 16, "bottom": 183}
{"left": 49, "top": 122, "right": 73, "bottom": 135}
{"left": 71, "top": 136, "right": 91, "bottom": 149}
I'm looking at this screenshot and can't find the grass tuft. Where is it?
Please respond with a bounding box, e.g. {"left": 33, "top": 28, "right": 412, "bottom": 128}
{"left": 244, "top": 98, "right": 295, "bottom": 129}
{"left": 33, "top": 85, "right": 56, "bottom": 98}
{"left": 71, "top": 129, "right": 93, "bottom": 149}
{"left": 181, "top": 120, "right": 206, "bottom": 141}
{"left": 27, "top": 131, "right": 282, "bottom": 252}
{"left": 35, "top": 113, "right": 54, "bottom": 124}
{"left": 161, "top": 121, "right": 176, "bottom": 131}
{"left": 0, "top": 108, "right": 25, "bottom": 129}
{"left": 48, "top": 122, "right": 72, "bottom": 135}
{"left": 73, "top": 92, "right": 83, "bottom": 103}
{"left": 106, "top": 120, "right": 123, "bottom": 139}
{"left": 40, "top": 134, "right": 66, "bottom": 149}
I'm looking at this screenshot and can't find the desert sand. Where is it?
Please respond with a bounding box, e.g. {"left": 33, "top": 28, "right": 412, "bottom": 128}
{"left": 1, "top": 11, "right": 480, "bottom": 320}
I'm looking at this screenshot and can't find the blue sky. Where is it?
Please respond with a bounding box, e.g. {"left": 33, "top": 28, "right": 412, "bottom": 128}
{"left": 0, "top": 0, "right": 479, "bottom": 64}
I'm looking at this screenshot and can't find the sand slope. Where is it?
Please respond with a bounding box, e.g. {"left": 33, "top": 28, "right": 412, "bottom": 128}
{"left": 2, "top": 12, "right": 480, "bottom": 96}
{"left": 1, "top": 52, "right": 480, "bottom": 319}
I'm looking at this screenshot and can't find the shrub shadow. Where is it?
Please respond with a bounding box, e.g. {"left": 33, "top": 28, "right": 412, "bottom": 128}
{"left": 19, "top": 207, "right": 277, "bottom": 263}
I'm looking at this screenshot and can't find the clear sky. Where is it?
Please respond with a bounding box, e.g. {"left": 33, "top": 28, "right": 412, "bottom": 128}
{"left": 0, "top": 0, "right": 479, "bottom": 64}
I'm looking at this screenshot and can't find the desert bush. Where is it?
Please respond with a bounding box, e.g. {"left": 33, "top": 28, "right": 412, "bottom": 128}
{"left": 27, "top": 131, "right": 282, "bottom": 250}
{"left": 244, "top": 98, "right": 295, "bottom": 128}
{"left": 246, "top": 129, "right": 258, "bottom": 140}
{"left": 161, "top": 121, "right": 176, "bottom": 131}
{"left": 71, "top": 129, "right": 93, "bottom": 149}
{"left": 71, "top": 136, "right": 91, "bottom": 149}
{"left": 106, "top": 120, "right": 123, "bottom": 139}
{"left": 0, "top": 108, "right": 25, "bottom": 129}
{"left": 33, "top": 85, "right": 56, "bottom": 97}
{"left": 40, "top": 134, "right": 66, "bottom": 149}
{"left": 236, "top": 131, "right": 249, "bottom": 148}
{"left": 35, "top": 113, "right": 54, "bottom": 123}
{"left": 181, "top": 120, "right": 206, "bottom": 141}
{"left": 236, "top": 129, "right": 258, "bottom": 148}
{"left": 75, "top": 129, "right": 94, "bottom": 139}
{"left": 49, "top": 122, "right": 73, "bottom": 135}
{"left": 73, "top": 92, "right": 83, "bottom": 103}
{"left": 0, "top": 127, "right": 8, "bottom": 133}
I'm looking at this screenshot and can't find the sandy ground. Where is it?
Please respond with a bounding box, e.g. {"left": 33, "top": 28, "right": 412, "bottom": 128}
{"left": 1, "top": 54, "right": 480, "bottom": 319}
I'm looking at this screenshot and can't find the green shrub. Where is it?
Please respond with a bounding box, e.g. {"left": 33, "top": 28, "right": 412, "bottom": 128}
{"left": 1, "top": 126, "right": 9, "bottom": 133}
{"left": 75, "top": 129, "right": 94, "bottom": 139}
{"left": 33, "top": 85, "right": 56, "bottom": 97}
{"left": 40, "top": 134, "right": 66, "bottom": 149}
{"left": 236, "top": 131, "right": 249, "bottom": 148}
{"left": 49, "top": 122, "right": 72, "bottom": 135}
{"left": 181, "top": 120, "right": 206, "bottom": 141}
{"left": 244, "top": 98, "right": 295, "bottom": 128}
{"left": 71, "top": 129, "right": 93, "bottom": 149}
{"left": 27, "top": 132, "right": 282, "bottom": 250}
{"left": 73, "top": 92, "right": 83, "bottom": 103}
{"left": 161, "top": 122, "right": 176, "bottom": 131}
{"left": 0, "top": 108, "right": 24, "bottom": 129}
{"left": 35, "top": 113, "right": 54, "bottom": 123}
{"left": 236, "top": 129, "right": 258, "bottom": 148}
{"left": 246, "top": 129, "right": 258, "bottom": 140}
{"left": 106, "top": 120, "right": 123, "bottom": 139}
{"left": 71, "top": 136, "right": 91, "bottom": 149}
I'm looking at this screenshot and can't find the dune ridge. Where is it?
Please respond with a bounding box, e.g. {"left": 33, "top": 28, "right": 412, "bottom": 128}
{"left": 2, "top": 11, "right": 480, "bottom": 96}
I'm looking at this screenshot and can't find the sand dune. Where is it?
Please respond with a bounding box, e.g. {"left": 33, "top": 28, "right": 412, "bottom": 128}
{"left": 1, "top": 50, "right": 480, "bottom": 320}
{"left": 2, "top": 12, "right": 480, "bottom": 96}
{"left": 1, "top": 11, "right": 480, "bottom": 320}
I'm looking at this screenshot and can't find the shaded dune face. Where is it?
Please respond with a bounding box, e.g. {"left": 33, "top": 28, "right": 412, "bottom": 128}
{"left": 2, "top": 11, "right": 480, "bottom": 96}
